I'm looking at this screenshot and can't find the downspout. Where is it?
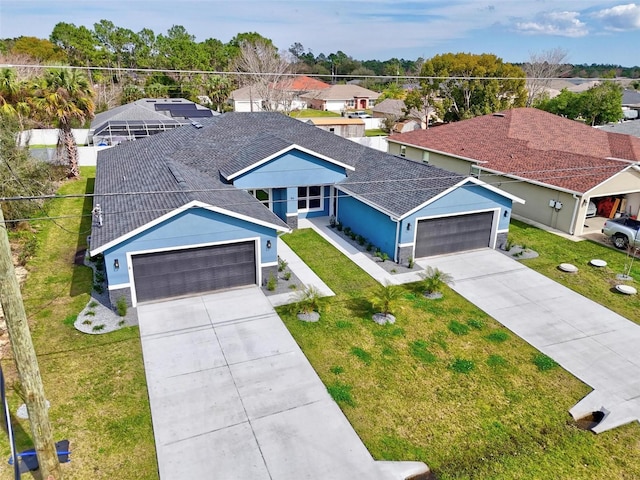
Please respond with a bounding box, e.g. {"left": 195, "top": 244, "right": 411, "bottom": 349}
{"left": 569, "top": 194, "right": 580, "bottom": 235}
{"left": 393, "top": 217, "right": 400, "bottom": 263}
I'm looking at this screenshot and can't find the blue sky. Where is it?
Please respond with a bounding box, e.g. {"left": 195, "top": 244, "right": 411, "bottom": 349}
{"left": 1, "top": 0, "right": 640, "bottom": 66}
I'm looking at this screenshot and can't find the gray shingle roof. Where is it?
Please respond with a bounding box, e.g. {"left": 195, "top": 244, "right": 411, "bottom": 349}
{"left": 91, "top": 112, "right": 473, "bottom": 251}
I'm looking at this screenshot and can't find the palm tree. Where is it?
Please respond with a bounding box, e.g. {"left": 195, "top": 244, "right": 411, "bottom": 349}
{"left": 370, "top": 282, "right": 402, "bottom": 318}
{"left": 419, "top": 267, "right": 454, "bottom": 298}
{"left": 0, "top": 68, "right": 33, "bottom": 129}
{"left": 33, "top": 68, "right": 95, "bottom": 177}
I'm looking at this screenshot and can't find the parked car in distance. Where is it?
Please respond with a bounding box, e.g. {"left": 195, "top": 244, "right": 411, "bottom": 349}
{"left": 602, "top": 216, "right": 640, "bottom": 249}
{"left": 586, "top": 201, "right": 597, "bottom": 218}
{"left": 347, "top": 111, "right": 371, "bottom": 118}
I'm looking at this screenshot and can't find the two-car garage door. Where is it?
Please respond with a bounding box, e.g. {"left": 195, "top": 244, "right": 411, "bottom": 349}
{"left": 415, "top": 212, "right": 494, "bottom": 258}
{"left": 132, "top": 241, "right": 257, "bottom": 303}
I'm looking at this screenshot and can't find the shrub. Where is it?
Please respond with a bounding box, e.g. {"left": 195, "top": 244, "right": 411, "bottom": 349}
{"left": 278, "top": 257, "right": 288, "bottom": 272}
{"left": 84, "top": 310, "right": 96, "bottom": 317}
{"left": 366, "top": 243, "right": 373, "bottom": 252}
{"left": 449, "top": 358, "right": 475, "bottom": 374}
{"left": 288, "top": 284, "right": 297, "bottom": 290}
{"left": 89, "top": 301, "right": 98, "bottom": 308}
{"left": 93, "top": 283, "right": 104, "bottom": 294}
{"left": 344, "top": 226, "right": 352, "bottom": 236}
{"left": 356, "top": 234, "right": 365, "bottom": 246}
{"left": 92, "top": 324, "right": 106, "bottom": 332}
{"left": 533, "top": 353, "right": 558, "bottom": 371}
{"left": 95, "top": 271, "right": 105, "bottom": 283}
{"left": 336, "top": 223, "right": 343, "bottom": 231}
{"left": 448, "top": 320, "right": 470, "bottom": 336}
{"left": 283, "top": 271, "right": 291, "bottom": 281}
{"left": 349, "top": 231, "right": 357, "bottom": 240}
{"left": 115, "top": 297, "right": 128, "bottom": 317}
{"left": 82, "top": 319, "right": 92, "bottom": 326}
{"left": 407, "top": 256, "right": 414, "bottom": 269}
{"left": 266, "top": 273, "right": 277, "bottom": 291}
{"left": 329, "top": 215, "right": 337, "bottom": 228}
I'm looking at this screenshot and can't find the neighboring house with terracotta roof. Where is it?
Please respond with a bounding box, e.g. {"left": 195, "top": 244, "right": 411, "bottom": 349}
{"left": 90, "top": 112, "right": 521, "bottom": 307}
{"left": 229, "top": 76, "right": 330, "bottom": 112}
{"left": 301, "top": 117, "right": 365, "bottom": 137}
{"left": 300, "top": 84, "right": 380, "bottom": 113}
{"left": 387, "top": 108, "right": 640, "bottom": 236}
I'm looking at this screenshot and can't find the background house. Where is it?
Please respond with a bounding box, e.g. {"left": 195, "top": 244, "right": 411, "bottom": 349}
{"left": 388, "top": 108, "right": 640, "bottom": 236}
{"left": 229, "top": 75, "right": 330, "bottom": 112}
{"left": 300, "top": 84, "right": 380, "bottom": 112}
{"left": 301, "top": 117, "right": 365, "bottom": 137}
{"left": 91, "top": 112, "right": 520, "bottom": 307}
{"left": 89, "top": 98, "right": 215, "bottom": 146}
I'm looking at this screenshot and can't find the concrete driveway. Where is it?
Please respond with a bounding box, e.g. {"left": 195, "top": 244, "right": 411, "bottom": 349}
{"left": 138, "top": 286, "right": 424, "bottom": 479}
{"left": 423, "top": 249, "right": 640, "bottom": 433}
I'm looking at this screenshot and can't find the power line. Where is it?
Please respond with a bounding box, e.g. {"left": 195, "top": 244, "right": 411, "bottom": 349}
{"left": 0, "top": 64, "right": 632, "bottom": 83}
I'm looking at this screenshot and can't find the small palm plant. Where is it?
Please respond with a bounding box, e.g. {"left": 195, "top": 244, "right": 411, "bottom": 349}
{"left": 370, "top": 282, "right": 402, "bottom": 324}
{"left": 419, "top": 266, "right": 454, "bottom": 299}
{"left": 291, "top": 285, "right": 323, "bottom": 321}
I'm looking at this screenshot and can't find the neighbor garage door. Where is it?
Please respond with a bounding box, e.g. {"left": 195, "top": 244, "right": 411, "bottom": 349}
{"left": 132, "top": 241, "right": 256, "bottom": 303}
{"left": 415, "top": 212, "right": 494, "bottom": 258}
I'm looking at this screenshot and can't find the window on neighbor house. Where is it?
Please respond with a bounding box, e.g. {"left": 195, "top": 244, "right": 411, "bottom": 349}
{"left": 470, "top": 165, "right": 480, "bottom": 178}
{"left": 400, "top": 145, "right": 406, "bottom": 157}
{"left": 346, "top": 99, "right": 355, "bottom": 107}
{"left": 247, "top": 188, "right": 271, "bottom": 208}
{"left": 368, "top": 99, "right": 375, "bottom": 107}
{"left": 298, "top": 185, "right": 323, "bottom": 211}
{"left": 329, "top": 127, "right": 335, "bottom": 133}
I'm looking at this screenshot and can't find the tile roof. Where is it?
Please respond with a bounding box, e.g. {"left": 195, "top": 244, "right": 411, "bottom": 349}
{"left": 92, "top": 112, "right": 480, "bottom": 250}
{"left": 388, "top": 108, "right": 640, "bottom": 193}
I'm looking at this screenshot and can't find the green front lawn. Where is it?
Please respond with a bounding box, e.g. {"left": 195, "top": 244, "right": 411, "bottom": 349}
{"left": 1, "top": 168, "right": 157, "bottom": 479}
{"left": 289, "top": 109, "right": 342, "bottom": 118}
{"left": 280, "top": 229, "right": 640, "bottom": 480}
{"left": 507, "top": 220, "right": 640, "bottom": 323}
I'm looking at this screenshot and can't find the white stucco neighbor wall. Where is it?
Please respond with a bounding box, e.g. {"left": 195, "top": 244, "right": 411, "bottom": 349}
{"left": 19, "top": 129, "right": 90, "bottom": 146}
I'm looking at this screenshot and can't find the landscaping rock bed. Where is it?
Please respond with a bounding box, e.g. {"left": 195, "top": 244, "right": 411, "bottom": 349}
{"left": 329, "top": 224, "right": 422, "bottom": 275}
{"left": 74, "top": 254, "right": 138, "bottom": 334}
{"left": 499, "top": 245, "right": 539, "bottom": 260}
{"left": 261, "top": 261, "right": 305, "bottom": 296}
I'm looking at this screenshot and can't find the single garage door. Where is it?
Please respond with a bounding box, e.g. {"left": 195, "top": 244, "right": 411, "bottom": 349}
{"left": 132, "top": 241, "right": 256, "bottom": 303}
{"left": 415, "top": 212, "right": 494, "bottom": 258}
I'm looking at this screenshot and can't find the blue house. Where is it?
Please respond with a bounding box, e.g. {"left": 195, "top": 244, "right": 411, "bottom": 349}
{"left": 90, "top": 113, "right": 522, "bottom": 306}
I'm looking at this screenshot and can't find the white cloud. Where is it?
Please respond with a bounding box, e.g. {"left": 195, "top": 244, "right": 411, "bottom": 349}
{"left": 591, "top": 3, "right": 640, "bottom": 31}
{"left": 515, "top": 10, "right": 588, "bottom": 37}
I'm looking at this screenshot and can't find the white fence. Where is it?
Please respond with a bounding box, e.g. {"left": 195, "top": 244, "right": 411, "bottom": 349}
{"left": 19, "top": 129, "right": 90, "bottom": 147}
{"left": 28, "top": 145, "right": 109, "bottom": 166}
{"left": 349, "top": 136, "right": 388, "bottom": 152}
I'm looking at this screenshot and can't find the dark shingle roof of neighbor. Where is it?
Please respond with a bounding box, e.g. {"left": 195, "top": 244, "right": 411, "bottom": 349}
{"left": 91, "top": 112, "right": 469, "bottom": 251}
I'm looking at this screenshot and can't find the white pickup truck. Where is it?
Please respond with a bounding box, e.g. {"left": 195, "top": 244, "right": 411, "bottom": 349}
{"left": 602, "top": 216, "right": 640, "bottom": 249}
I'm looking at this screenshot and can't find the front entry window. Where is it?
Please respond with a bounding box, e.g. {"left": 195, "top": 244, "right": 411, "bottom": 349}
{"left": 298, "top": 185, "right": 322, "bottom": 211}
{"left": 247, "top": 189, "right": 271, "bottom": 208}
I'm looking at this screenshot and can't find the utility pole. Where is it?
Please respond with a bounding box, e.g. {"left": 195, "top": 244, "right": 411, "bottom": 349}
{"left": 0, "top": 205, "right": 62, "bottom": 479}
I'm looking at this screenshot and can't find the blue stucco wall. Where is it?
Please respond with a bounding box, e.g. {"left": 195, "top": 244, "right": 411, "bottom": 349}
{"left": 103, "top": 207, "right": 279, "bottom": 286}
{"left": 232, "top": 150, "right": 347, "bottom": 189}
{"left": 398, "top": 183, "right": 513, "bottom": 243}
{"left": 337, "top": 193, "right": 397, "bottom": 258}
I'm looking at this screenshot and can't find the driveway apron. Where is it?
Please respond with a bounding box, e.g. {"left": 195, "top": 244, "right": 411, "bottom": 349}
{"left": 423, "top": 249, "right": 640, "bottom": 432}
{"left": 137, "top": 286, "right": 391, "bottom": 479}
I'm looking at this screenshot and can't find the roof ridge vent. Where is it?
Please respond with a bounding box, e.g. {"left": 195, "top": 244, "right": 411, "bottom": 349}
{"left": 493, "top": 113, "right": 505, "bottom": 117}
{"left": 191, "top": 121, "right": 203, "bottom": 129}
{"left": 168, "top": 164, "right": 186, "bottom": 185}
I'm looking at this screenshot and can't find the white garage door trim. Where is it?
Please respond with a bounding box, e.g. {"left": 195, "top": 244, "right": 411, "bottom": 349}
{"left": 411, "top": 208, "right": 499, "bottom": 259}
{"left": 127, "top": 237, "right": 261, "bottom": 306}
